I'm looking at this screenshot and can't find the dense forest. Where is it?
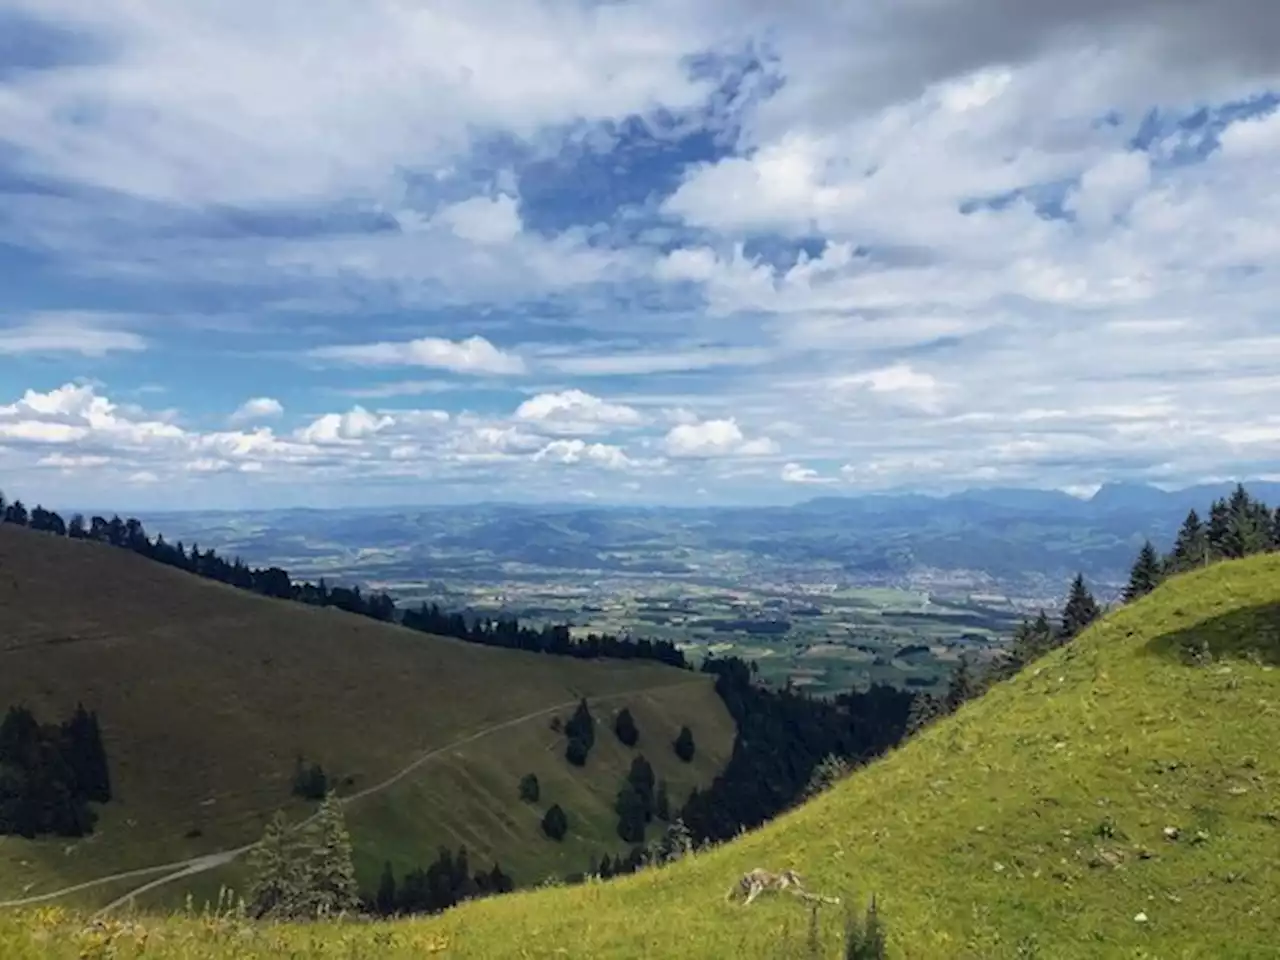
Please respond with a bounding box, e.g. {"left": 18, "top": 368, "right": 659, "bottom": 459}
{"left": 0, "top": 489, "right": 686, "bottom": 669}
{"left": 0, "top": 704, "right": 111, "bottom": 838}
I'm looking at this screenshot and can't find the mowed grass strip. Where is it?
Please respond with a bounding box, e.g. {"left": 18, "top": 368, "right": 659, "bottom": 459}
{"left": 14, "top": 553, "right": 1273, "bottom": 958}
{"left": 0, "top": 526, "right": 732, "bottom": 903}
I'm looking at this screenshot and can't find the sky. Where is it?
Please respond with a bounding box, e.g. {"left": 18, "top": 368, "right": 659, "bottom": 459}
{"left": 1, "top": 0, "right": 1279, "bottom": 510}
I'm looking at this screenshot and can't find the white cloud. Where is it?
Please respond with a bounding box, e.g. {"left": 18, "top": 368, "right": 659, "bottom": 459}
{"left": 664, "top": 418, "right": 779, "bottom": 459}
{"left": 0, "top": 312, "right": 147, "bottom": 357}
{"left": 295, "top": 406, "right": 394, "bottom": 445}
{"left": 310, "top": 335, "right": 526, "bottom": 375}
{"left": 831, "top": 364, "right": 946, "bottom": 414}
{"left": 514, "top": 389, "right": 643, "bottom": 435}
{"left": 781, "top": 462, "right": 835, "bottom": 484}
{"left": 0, "top": 0, "right": 720, "bottom": 207}
{"left": 229, "top": 396, "right": 284, "bottom": 424}
{"left": 434, "top": 194, "right": 522, "bottom": 245}
{"left": 533, "top": 439, "right": 636, "bottom": 470}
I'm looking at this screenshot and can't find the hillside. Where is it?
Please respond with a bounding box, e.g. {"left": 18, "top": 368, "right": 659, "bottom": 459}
{"left": 0, "top": 524, "right": 735, "bottom": 906}
{"left": 10, "top": 551, "right": 1273, "bottom": 957}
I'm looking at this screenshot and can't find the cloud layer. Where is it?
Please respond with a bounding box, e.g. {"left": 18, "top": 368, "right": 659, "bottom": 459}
{"left": 1, "top": 0, "right": 1278, "bottom": 506}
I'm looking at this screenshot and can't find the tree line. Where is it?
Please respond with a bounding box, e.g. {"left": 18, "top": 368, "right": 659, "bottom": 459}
{"left": 0, "top": 489, "right": 687, "bottom": 669}
{"left": 0, "top": 703, "right": 111, "bottom": 838}
{"left": 910, "top": 483, "right": 1280, "bottom": 732}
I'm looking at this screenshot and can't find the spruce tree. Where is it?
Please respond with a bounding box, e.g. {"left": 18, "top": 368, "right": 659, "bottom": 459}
{"left": 541, "top": 803, "right": 568, "bottom": 841}
{"left": 518, "top": 773, "right": 540, "bottom": 803}
{"left": 614, "top": 783, "right": 646, "bottom": 844}
{"left": 247, "top": 812, "right": 305, "bottom": 919}
{"left": 626, "top": 755, "right": 656, "bottom": 821}
{"left": 654, "top": 779, "right": 672, "bottom": 822}
{"left": 1060, "top": 574, "right": 1101, "bottom": 640}
{"left": 1123, "top": 541, "right": 1162, "bottom": 603}
{"left": 1169, "top": 509, "right": 1208, "bottom": 572}
{"left": 613, "top": 708, "right": 639, "bottom": 747}
{"left": 1272, "top": 507, "right": 1280, "bottom": 551}
{"left": 1207, "top": 499, "right": 1232, "bottom": 559}
{"left": 375, "top": 861, "right": 397, "bottom": 915}
{"left": 944, "top": 655, "right": 978, "bottom": 712}
{"left": 301, "top": 791, "right": 359, "bottom": 917}
{"left": 673, "top": 726, "right": 695, "bottom": 763}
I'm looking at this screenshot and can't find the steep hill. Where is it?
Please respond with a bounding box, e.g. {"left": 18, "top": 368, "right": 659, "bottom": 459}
{"left": 17, "top": 552, "right": 1273, "bottom": 957}
{"left": 0, "top": 524, "right": 735, "bottom": 906}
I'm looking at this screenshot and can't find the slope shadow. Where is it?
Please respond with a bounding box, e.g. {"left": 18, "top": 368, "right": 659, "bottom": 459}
{"left": 1145, "top": 602, "right": 1280, "bottom": 667}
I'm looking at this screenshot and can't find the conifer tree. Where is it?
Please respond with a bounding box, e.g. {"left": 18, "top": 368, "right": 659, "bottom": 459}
{"left": 518, "top": 773, "right": 540, "bottom": 803}
{"left": 541, "top": 803, "right": 568, "bottom": 841}
{"left": 375, "top": 861, "right": 397, "bottom": 915}
{"left": 1272, "top": 507, "right": 1280, "bottom": 551}
{"left": 673, "top": 725, "right": 695, "bottom": 762}
{"left": 301, "top": 791, "right": 359, "bottom": 917}
{"left": 654, "top": 779, "right": 672, "bottom": 822}
{"left": 626, "top": 755, "right": 656, "bottom": 821}
{"left": 613, "top": 707, "right": 639, "bottom": 747}
{"left": 1169, "top": 509, "right": 1208, "bottom": 572}
{"left": 614, "top": 782, "right": 647, "bottom": 844}
{"left": 944, "top": 655, "right": 978, "bottom": 712}
{"left": 1207, "top": 498, "right": 1232, "bottom": 559}
{"left": 1059, "top": 573, "right": 1101, "bottom": 640}
{"left": 1123, "top": 541, "right": 1162, "bottom": 603}
{"left": 247, "top": 812, "right": 305, "bottom": 919}
{"left": 905, "top": 692, "right": 944, "bottom": 736}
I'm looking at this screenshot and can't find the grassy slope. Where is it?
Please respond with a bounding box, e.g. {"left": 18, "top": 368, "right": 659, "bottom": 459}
{"left": 0, "top": 526, "right": 734, "bottom": 905}
{"left": 10, "top": 551, "right": 1273, "bottom": 958}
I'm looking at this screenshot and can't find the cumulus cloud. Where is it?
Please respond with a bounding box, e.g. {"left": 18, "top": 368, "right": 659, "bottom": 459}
{"left": 4, "top": 1, "right": 1280, "bottom": 504}
{"left": 664, "top": 418, "right": 779, "bottom": 459}
{"left": 781, "top": 462, "right": 835, "bottom": 484}
{"left": 514, "top": 389, "right": 643, "bottom": 435}
{"left": 310, "top": 335, "right": 526, "bottom": 375}
{"left": 229, "top": 396, "right": 284, "bottom": 424}
{"left": 533, "top": 439, "right": 637, "bottom": 470}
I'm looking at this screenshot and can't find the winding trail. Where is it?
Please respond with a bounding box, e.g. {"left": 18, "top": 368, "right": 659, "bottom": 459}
{"left": 0, "top": 679, "right": 703, "bottom": 916}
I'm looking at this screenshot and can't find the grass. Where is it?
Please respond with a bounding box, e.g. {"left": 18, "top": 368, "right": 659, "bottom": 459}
{"left": 5, "top": 551, "right": 1276, "bottom": 957}
{"left": 0, "top": 526, "right": 733, "bottom": 906}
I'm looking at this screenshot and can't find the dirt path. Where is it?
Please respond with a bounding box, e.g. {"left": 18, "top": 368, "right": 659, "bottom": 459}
{"left": 0, "top": 679, "right": 704, "bottom": 915}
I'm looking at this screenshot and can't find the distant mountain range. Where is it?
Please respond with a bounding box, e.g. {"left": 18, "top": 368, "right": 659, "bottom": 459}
{"left": 133, "top": 480, "right": 1280, "bottom": 600}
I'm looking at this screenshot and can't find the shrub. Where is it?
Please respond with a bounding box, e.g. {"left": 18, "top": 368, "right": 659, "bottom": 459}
{"left": 844, "top": 896, "right": 887, "bottom": 960}
{"left": 291, "top": 757, "right": 328, "bottom": 801}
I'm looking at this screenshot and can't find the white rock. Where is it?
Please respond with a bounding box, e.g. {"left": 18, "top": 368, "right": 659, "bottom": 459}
{"left": 1134, "top": 912, "right": 1149, "bottom": 923}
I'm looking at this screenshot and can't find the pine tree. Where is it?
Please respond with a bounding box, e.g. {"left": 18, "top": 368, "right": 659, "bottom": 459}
{"left": 654, "top": 779, "right": 672, "bottom": 822}
{"left": 1169, "top": 509, "right": 1208, "bottom": 572}
{"left": 1123, "top": 541, "right": 1162, "bottom": 603}
{"left": 301, "top": 791, "right": 359, "bottom": 917}
{"left": 803, "top": 753, "right": 853, "bottom": 799}
{"left": 614, "top": 783, "right": 646, "bottom": 844}
{"left": 541, "top": 803, "right": 568, "bottom": 841}
{"left": 844, "top": 895, "right": 887, "bottom": 959}
{"left": 375, "top": 861, "right": 397, "bottom": 915}
{"left": 246, "top": 812, "right": 305, "bottom": 919}
{"left": 945, "top": 656, "right": 978, "bottom": 712}
{"left": 1207, "top": 498, "right": 1232, "bottom": 559}
{"left": 613, "top": 708, "right": 639, "bottom": 747}
{"left": 1272, "top": 507, "right": 1280, "bottom": 551}
{"left": 905, "top": 692, "right": 943, "bottom": 736}
{"left": 626, "top": 755, "right": 656, "bottom": 821}
{"left": 673, "top": 726, "right": 695, "bottom": 763}
{"left": 518, "top": 773, "right": 540, "bottom": 803}
{"left": 1059, "top": 573, "right": 1101, "bottom": 640}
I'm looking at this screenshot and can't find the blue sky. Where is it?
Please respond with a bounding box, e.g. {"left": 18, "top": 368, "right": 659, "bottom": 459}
{"left": 1, "top": 0, "right": 1279, "bottom": 510}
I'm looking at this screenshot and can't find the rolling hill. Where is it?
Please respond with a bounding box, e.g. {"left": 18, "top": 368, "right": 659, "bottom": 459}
{"left": 9, "top": 550, "right": 1274, "bottom": 957}
{"left": 0, "top": 524, "right": 735, "bottom": 907}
